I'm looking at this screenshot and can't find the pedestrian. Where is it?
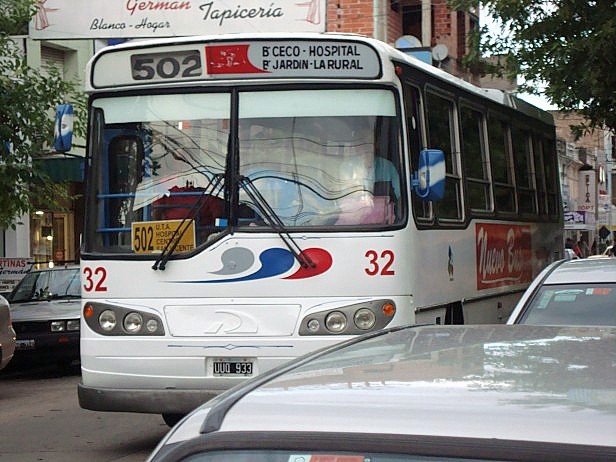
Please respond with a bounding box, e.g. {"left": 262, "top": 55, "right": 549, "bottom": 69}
{"left": 577, "top": 236, "right": 591, "bottom": 258}
{"left": 591, "top": 239, "right": 597, "bottom": 255}
{"left": 564, "top": 237, "right": 577, "bottom": 259}
{"left": 573, "top": 240, "right": 582, "bottom": 258}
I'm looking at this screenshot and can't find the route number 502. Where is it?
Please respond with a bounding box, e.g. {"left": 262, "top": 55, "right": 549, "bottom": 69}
{"left": 83, "top": 266, "right": 108, "bottom": 292}
{"left": 364, "top": 250, "right": 395, "bottom": 276}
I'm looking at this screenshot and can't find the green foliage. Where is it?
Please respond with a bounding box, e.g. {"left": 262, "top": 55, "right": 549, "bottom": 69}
{"left": 0, "top": 0, "right": 86, "bottom": 230}
{"left": 0, "top": 0, "right": 36, "bottom": 35}
{"left": 449, "top": 0, "right": 616, "bottom": 136}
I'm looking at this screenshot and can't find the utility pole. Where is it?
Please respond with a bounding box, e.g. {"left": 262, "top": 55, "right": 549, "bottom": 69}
{"left": 607, "top": 132, "right": 614, "bottom": 242}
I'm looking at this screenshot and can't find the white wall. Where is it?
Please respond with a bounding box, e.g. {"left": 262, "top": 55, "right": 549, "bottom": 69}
{"left": 2, "top": 214, "right": 31, "bottom": 257}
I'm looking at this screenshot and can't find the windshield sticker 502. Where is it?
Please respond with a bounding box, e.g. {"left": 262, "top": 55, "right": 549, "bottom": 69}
{"left": 172, "top": 247, "right": 332, "bottom": 283}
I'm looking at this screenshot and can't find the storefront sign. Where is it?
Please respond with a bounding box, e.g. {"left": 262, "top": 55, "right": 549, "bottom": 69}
{"left": 577, "top": 170, "right": 596, "bottom": 215}
{"left": 564, "top": 211, "right": 586, "bottom": 224}
{"left": 30, "top": 0, "right": 326, "bottom": 39}
{"left": 475, "top": 223, "right": 532, "bottom": 290}
{"left": 0, "top": 258, "right": 35, "bottom": 293}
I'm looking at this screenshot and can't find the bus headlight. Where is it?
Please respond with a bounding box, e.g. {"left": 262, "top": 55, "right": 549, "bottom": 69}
{"left": 325, "top": 311, "right": 347, "bottom": 333}
{"left": 299, "top": 299, "right": 396, "bottom": 336}
{"left": 354, "top": 308, "right": 376, "bottom": 330}
{"left": 145, "top": 319, "right": 159, "bottom": 333}
{"left": 123, "top": 312, "right": 143, "bottom": 333}
{"left": 99, "top": 310, "right": 117, "bottom": 331}
{"left": 84, "top": 302, "right": 164, "bottom": 336}
{"left": 306, "top": 319, "right": 320, "bottom": 332}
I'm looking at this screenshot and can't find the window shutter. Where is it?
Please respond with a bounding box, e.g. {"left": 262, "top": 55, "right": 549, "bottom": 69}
{"left": 41, "top": 46, "right": 65, "bottom": 78}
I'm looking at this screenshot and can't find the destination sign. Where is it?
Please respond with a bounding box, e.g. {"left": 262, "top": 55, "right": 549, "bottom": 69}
{"left": 131, "top": 220, "right": 196, "bottom": 254}
{"left": 130, "top": 49, "right": 203, "bottom": 82}
{"left": 204, "top": 41, "right": 381, "bottom": 78}
{"left": 91, "top": 40, "right": 381, "bottom": 87}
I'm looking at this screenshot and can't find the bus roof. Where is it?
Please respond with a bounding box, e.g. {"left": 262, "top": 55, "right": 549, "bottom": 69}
{"left": 87, "top": 32, "right": 553, "bottom": 126}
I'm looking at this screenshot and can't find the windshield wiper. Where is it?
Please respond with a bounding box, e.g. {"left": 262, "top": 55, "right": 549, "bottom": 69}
{"left": 152, "top": 173, "right": 225, "bottom": 271}
{"left": 49, "top": 294, "right": 81, "bottom": 300}
{"left": 239, "top": 176, "right": 315, "bottom": 269}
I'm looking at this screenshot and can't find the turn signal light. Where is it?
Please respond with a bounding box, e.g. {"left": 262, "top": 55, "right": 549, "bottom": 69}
{"left": 382, "top": 302, "right": 395, "bottom": 317}
{"left": 83, "top": 304, "right": 94, "bottom": 318}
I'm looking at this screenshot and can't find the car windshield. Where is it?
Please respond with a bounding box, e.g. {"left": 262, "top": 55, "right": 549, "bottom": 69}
{"left": 8, "top": 269, "right": 81, "bottom": 303}
{"left": 518, "top": 283, "right": 616, "bottom": 326}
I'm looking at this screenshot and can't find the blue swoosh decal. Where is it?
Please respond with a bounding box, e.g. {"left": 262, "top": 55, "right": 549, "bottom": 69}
{"left": 176, "top": 248, "right": 295, "bottom": 283}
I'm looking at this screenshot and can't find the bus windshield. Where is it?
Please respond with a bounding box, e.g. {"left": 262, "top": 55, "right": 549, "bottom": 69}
{"left": 84, "top": 88, "right": 403, "bottom": 255}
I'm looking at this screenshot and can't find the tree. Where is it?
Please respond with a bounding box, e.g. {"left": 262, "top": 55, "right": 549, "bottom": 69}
{"left": 450, "top": 0, "right": 616, "bottom": 137}
{"left": 0, "top": 0, "right": 85, "bottom": 230}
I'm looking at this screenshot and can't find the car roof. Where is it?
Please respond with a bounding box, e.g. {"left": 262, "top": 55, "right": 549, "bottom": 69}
{"left": 166, "top": 325, "right": 616, "bottom": 449}
{"left": 26, "top": 265, "right": 80, "bottom": 273}
{"left": 540, "top": 258, "right": 616, "bottom": 284}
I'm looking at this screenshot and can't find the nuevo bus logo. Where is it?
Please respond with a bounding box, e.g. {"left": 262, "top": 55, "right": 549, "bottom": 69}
{"left": 475, "top": 223, "right": 532, "bottom": 290}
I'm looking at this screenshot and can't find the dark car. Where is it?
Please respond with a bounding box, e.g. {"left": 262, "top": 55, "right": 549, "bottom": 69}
{"left": 7, "top": 266, "right": 81, "bottom": 367}
{"left": 147, "top": 324, "right": 616, "bottom": 462}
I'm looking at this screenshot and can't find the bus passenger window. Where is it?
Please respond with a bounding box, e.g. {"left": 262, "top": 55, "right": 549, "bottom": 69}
{"left": 533, "top": 136, "right": 549, "bottom": 216}
{"left": 460, "top": 106, "right": 491, "bottom": 212}
{"left": 541, "top": 138, "right": 560, "bottom": 216}
{"left": 488, "top": 117, "right": 516, "bottom": 213}
{"left": 426, "top": 92, "right": 462, "bottom": 221}
{"left": 512, "top": 126, "right": 536, "bottom": 215}
{"left": 403, "top": 83, "right": 431, "bottom": 221}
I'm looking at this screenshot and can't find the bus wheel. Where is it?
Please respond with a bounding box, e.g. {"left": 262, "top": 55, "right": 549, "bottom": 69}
{"left": 162, "top": 413, "right": 184, "bottom": 427}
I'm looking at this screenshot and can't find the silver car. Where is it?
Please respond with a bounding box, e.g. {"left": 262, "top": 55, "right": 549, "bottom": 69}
{"left": 0, "top": 294, "right": 16, "bottom": 371}
{"left": 507, "top": 258, "right": 616, "bottom": 326}
{"left": 7, "top": 266, "right": 81, "bottom": 367}
{"left": 147, "top": 324, "right": 616, "bottom": 461}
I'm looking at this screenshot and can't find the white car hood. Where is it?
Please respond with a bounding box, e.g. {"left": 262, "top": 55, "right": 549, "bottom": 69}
{"left": 10, "top": 299, "right": 80, "bottom": 322}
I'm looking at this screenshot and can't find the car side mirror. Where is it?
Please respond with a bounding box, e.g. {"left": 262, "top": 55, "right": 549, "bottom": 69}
{"left": 412, "top": 149, "right": 445, "bottom": 201}
{"left": 54, "top": 104, "right": 74, "bottom": 153}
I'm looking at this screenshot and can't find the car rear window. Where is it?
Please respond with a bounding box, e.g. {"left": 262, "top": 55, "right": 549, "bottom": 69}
{"left": 519, "top": 284, "right": 616, "bottom": 326}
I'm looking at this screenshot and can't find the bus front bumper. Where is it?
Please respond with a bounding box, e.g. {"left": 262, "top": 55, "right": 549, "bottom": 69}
{"left": 77, "top": 382, "right": 219, "bottom": 415}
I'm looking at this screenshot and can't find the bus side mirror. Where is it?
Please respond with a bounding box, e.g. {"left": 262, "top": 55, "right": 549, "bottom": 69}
{"left": 54, "top": 104, "right": 74, "bottom": 153}
{"left": 412, "top": 149, "right": 445, "bottom": 201}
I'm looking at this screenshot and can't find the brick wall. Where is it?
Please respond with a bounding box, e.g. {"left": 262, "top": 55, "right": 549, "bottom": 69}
{"left": 387, "top": 7, "right": 403, "bottom": 44}
{"left": 327, "top": 0, "right": 375, "bottom": 36}
{"left": 554, "top": 112, "right": 608, "bottom": 153}
{"left": 324, "top": 0, "right": 474, "bottom": 80}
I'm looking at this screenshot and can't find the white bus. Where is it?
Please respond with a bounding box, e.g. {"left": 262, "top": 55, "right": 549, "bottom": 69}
{"left": 75, "top": 33, "right": 563, "bottom": 425}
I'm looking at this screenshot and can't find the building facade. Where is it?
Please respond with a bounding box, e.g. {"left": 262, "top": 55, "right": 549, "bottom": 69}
{"left": 1, "top": 36, "right": 92, "bottom": 292}
{"left": 327, "top": 0, "right": 478, "bottom": 81}
{"left": 555, "top": 112, "right": 616, "bottom": 253}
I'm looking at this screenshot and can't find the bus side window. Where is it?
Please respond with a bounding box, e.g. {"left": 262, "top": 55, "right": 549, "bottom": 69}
{"left": 426, "top": 91, "right": 462, "bottom": 221}
{"left": 533, "top": 136, "right": 550, "bottom": 216}
{"left": 512, "top": 126, "right": 537, "bottom": 215}
{"left": 487, "top": 116, "right": 516, "bottom": 213}
{"left": 541, "top": 138, "right": 560, "bottom": 217}
{"left": 403, "top": 82, "right": 431, "bottom": 221}
{"left": 460, "top": 105, "right": 492, "bottom": 212}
